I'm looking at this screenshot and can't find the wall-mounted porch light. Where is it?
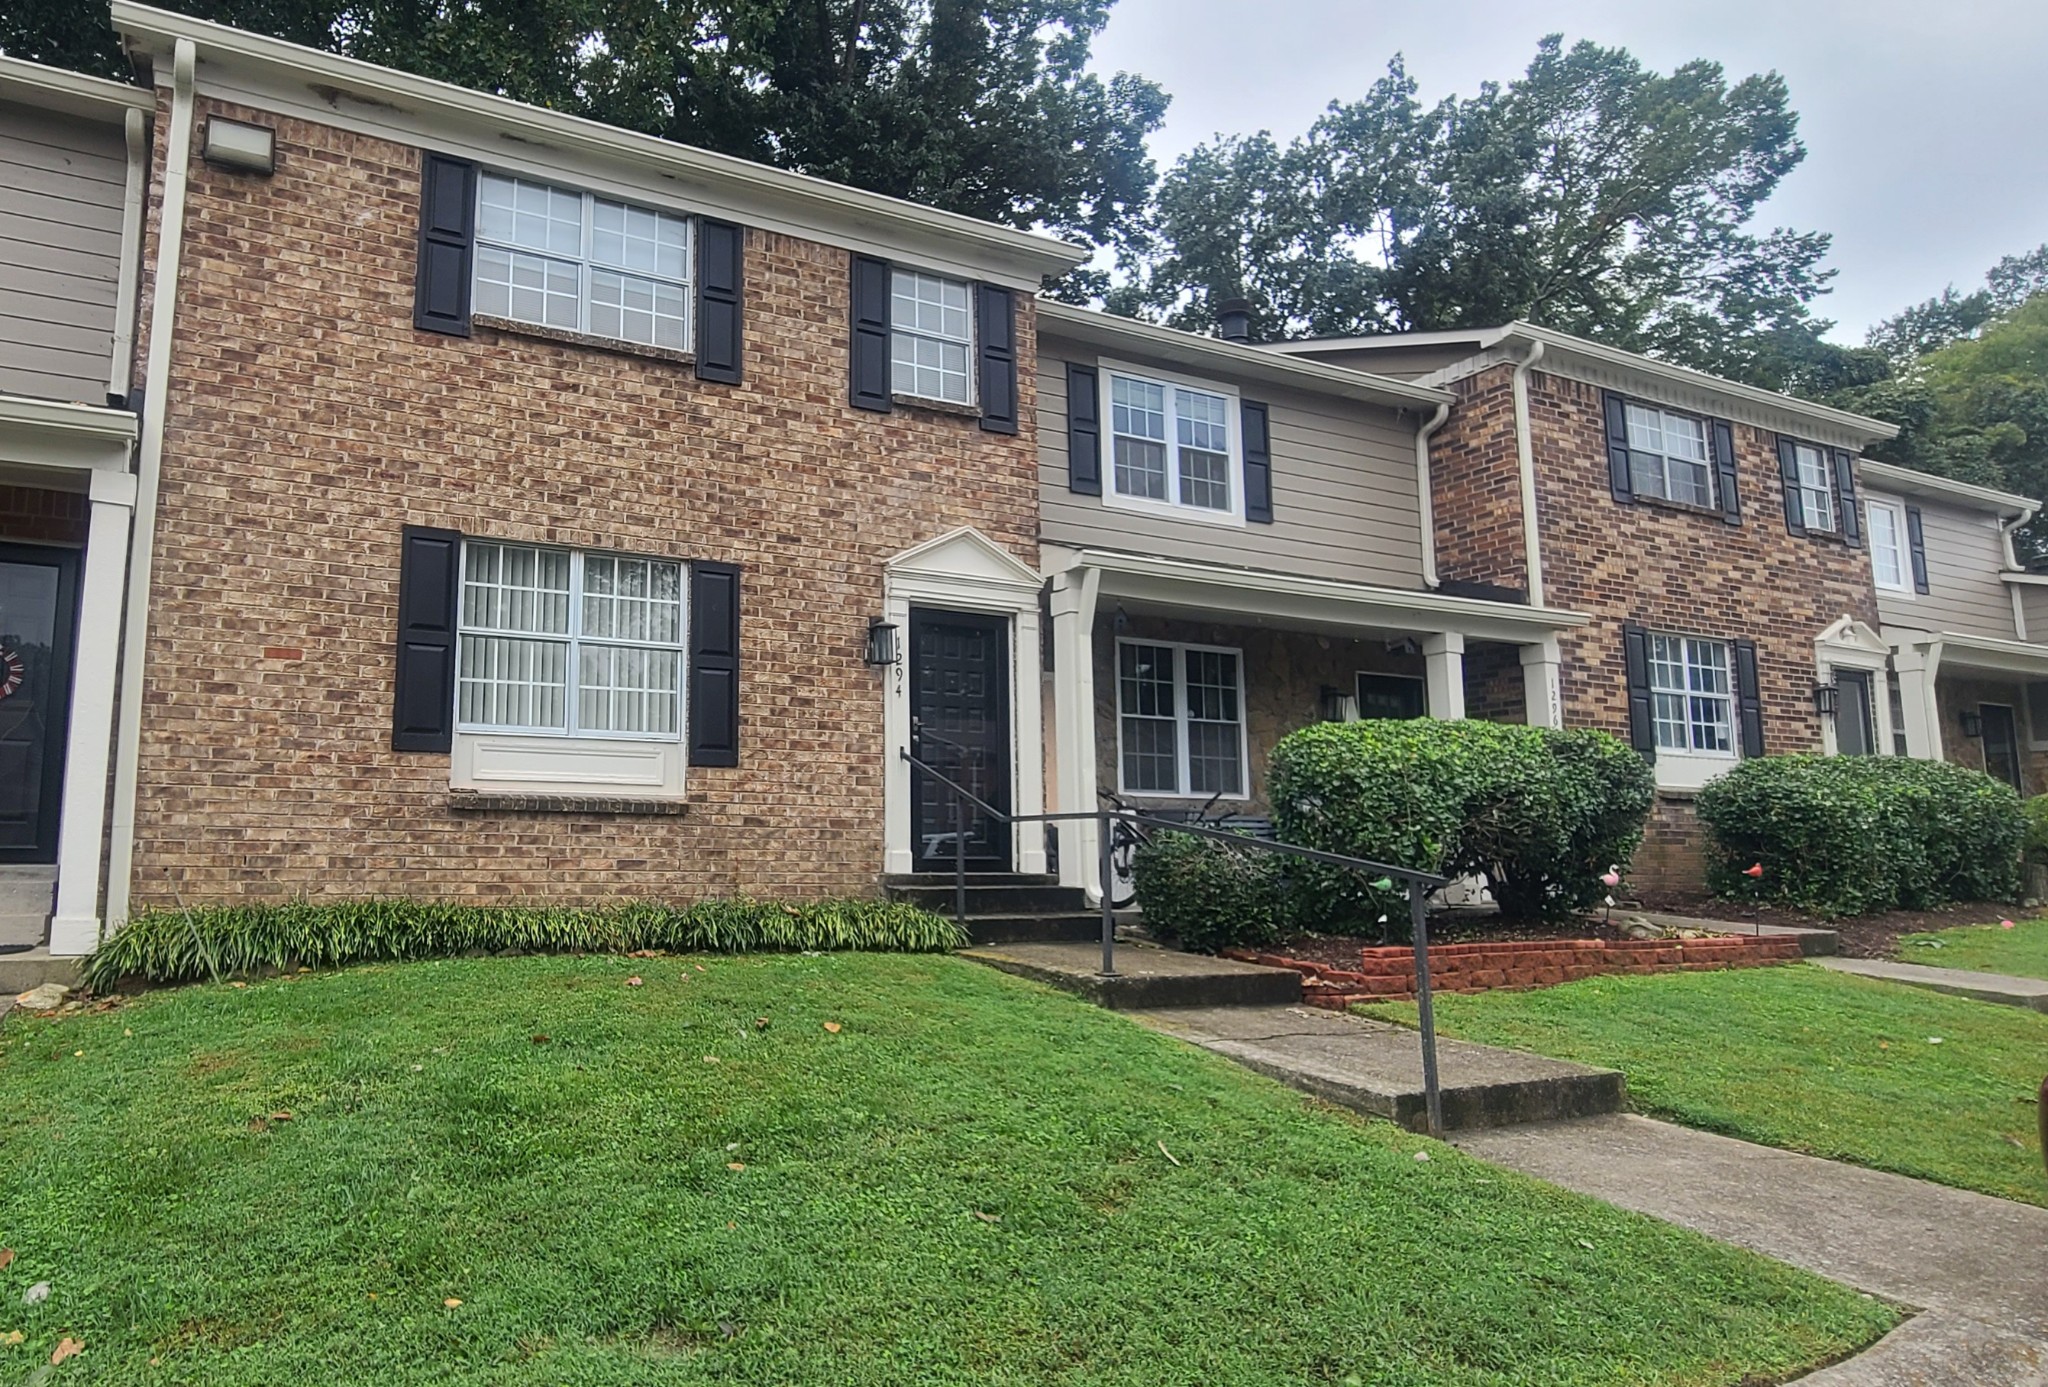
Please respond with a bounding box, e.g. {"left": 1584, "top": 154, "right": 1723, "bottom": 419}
{"left": 202, "top": 116, "right": 276, "bottom": 175}
{"left": 1319, "top": 685, "right": 1359, "bottom": 723}
{"left": 1811, "top": 683, "right": 1840, "bottom": 717}
{"left": 864, "top": 619, "right": 900, "bottom": 667}
{"left": 1960, "top": 708, "right": 1985, "bottom": 739}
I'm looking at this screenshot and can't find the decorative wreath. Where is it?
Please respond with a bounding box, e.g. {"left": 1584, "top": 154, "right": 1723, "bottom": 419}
{"left": 0, "top": 649, "right": 22, "bottom": 701}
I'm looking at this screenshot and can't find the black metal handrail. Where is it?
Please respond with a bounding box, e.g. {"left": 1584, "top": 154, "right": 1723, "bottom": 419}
{"left": 901, "top": 748, "right": 1457, "bottom": 1136}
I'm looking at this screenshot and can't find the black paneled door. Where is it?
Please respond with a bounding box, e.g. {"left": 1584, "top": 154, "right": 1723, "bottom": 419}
{"left": 910, "top": 609, "right": 1011, "bottom": 871}
{"left": 0, "top": 545, "right": 79, "bottom": 863}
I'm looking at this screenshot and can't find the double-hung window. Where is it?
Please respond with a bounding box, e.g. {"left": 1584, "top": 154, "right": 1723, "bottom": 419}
{"left": 458, "top": 541, "right": 685, "bottom": 740}
{"left": 1624, "top": 403, "right": 1714, "bottom": 507}
{"left": 1866, "top": 497, "right": 1910, "bottom": 592}
{"left": 1117, "top": 640, "right": 1246, "bottom": 797}
{"left": 890, "top": 269, "right": 974, "bottom": 404}
{"left": 1106, "top": 368, "right": 1237, "bottom": 517}
{"left": 1647, "top": 633, "right": 1735, "bottom": 756}
{"left": 474, "top": 172, "right": 692, "bottom": 351}
{"left": 1790, "top": 441, "right": 1837, "bottom": 532}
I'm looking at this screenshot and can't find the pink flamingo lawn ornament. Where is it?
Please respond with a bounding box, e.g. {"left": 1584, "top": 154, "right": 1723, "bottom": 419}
{"left": 1599, "top": 868, "right": 1621, "bottom": 925}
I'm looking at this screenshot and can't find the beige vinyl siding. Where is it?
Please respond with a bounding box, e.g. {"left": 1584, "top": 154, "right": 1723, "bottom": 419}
{"left": 1038, "top": 349, "right": 1426, "bottom": 588}
{"left": 0, "top": 99, "right": 127, "bottom": 402}
{"left": 1874, "top": 493, "right": 2017, "bottom": 640}
{"left": 2017, "top": 585, "right": 2048, "bottom": 643}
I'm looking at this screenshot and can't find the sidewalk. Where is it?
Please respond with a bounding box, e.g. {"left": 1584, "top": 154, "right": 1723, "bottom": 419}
{"left": 1816, "top": 955, "right": 2048, "bottom": 1013}
{"left": 1455, "top": 1114, "right": 2048, "bottom": 1385}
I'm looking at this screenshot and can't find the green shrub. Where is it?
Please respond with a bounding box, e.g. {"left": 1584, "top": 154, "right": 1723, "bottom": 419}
{"left": 1130, "top": 831, "right": 1287, "bottom": 953}
{"left": 1696, "top": 755, "right": 2023, "bottom": 916}
{"left": 1265, "top": 719, "right": 1654, "bottom": 925}
{"left": 81, "top": 897, "right": 965, "bottom": 992}
{"left": 2024, "top": 794, "right": 2048, "bottom": 868}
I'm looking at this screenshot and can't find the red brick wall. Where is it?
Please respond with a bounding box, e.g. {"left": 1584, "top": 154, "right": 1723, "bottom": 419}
{"left": 1429, "top": 365, "right": 1528, "bottom": 594}
{"left": 128, "top": 98, "right": 1042, "bottom": 907}
{"left": 0, "top": 487, "right": 88, "bottom": 546}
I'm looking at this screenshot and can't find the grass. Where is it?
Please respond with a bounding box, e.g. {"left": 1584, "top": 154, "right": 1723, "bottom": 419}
{"left": 1358, "top": 964, "right": 2048, "bottom": 1206}
{"left": 1896, "top": 916, "right": 2048, "bottom": 980}
{"left": 0, "top": 954, "right": 1894, "bottom": 1385}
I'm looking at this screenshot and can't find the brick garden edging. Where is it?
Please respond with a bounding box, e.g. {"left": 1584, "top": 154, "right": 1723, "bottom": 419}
{"left": 1224, "top": 934, "right": 1806, "bottom": 1010}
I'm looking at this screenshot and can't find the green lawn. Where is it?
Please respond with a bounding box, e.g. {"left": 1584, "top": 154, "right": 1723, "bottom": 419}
{"left": 0, "top": 954, "right": 1893, "bottom": 1385}
{"left": 1897, "top": 916, "right": 2048, "bottom": 980}
{"left": 1358, "top": 964, "right": 2048, "bottom": 1206}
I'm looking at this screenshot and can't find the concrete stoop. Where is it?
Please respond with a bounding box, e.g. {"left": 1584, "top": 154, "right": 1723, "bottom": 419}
{"left": 962, "top": 940, "right": 1303, "bottom": 1009}
{"left": 0, "top": 948, "right": 81, "bottom": 997}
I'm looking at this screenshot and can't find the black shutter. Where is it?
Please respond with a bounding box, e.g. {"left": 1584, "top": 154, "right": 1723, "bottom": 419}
{"left": 976, "top": 284, "right": 1018, "bottom": 434}
{"left": 1833, "top": 449, "right": 1862, "bottom": 547}
{"left": 695, "top": 218, "right": 744, "bottom": 384}
{"left": 1776, "top": 436, "right": 1807, "bottom": 536}
{"left": 1602, "top": 391, "right": 1634, "bottom": 503}
{"left": 414, "top": 153, "right": 476, "bottom": 336}
{"left": 1622, "top": 623, "right": 1655, "bottom": 761}
{"left": 849, "top": 255, "right": 892, "bottom": 412}
{"left": 1906, "top": 504, "right": 1931, "bottom": 593}
{"left": 1066, "top": 361, "right": 1101, "bottom": 495}
{"left": 1711, "top": 419, "right": 1740, "bottom": 524}
{"left": 392, "top": 525, "right": 461, "bottom": 752}
{"left": 689, "top": 562, "right": 741, "bottom": 767}
{"left": 1733, "top": 638, "right": 1764, "bottom": 758}
{"left": 1242, "top": 400, "right": 1274, "bottom": 523}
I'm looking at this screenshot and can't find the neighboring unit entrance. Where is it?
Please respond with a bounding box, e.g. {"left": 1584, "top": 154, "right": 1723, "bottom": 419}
{"left": 0, "top": 545, "right": 79, "bottom": 863}
{"left": 1980, "top": 702, "right": 2023, "bottom": 793}
{"left": 1834, "top": 670, "right": 1877, "bottom": 756}
{"left": 910, "top": 608, "right": 1011, "bottom": 871}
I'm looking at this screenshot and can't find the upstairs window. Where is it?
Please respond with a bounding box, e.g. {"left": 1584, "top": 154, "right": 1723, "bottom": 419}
{"left": 1624, "top": 404, "right": 1714, "bottom": 508}
{"left": 474, "top": 173, "right": 692, "bottom": 351}
{"left": 1648, "top": 633, "right": 1735, "bottom": 755}
{"left": 1866, "top": 497, "right": 1910, "bottom": 591}
{"left": 890, "top": 269, "right": 974, "bottom": 404}
{"left": 1107, "top": 368, "right": 1237, "bottom": 517}
{"left": 1791, "top": 441, "right": 1837, "bottom": 532}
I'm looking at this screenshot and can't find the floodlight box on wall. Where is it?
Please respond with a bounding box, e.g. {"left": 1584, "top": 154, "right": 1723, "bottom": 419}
{"left": 202, "top": 117, "right": 276, "bottom": 174}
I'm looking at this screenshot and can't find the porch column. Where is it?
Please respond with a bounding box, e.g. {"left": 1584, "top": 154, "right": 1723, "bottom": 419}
{"left": 50, "top": 471, "right": 137, "bottom": 956}
{"left": 1048, "top": 566, "right": 1100, "bottom": 897}
{"left": 1423, "top": 632, "right": 1466, "bottom": 720}
{"left": 1519, "top": 635, "right": 1564, "bottom": 728}
{"left": 1893, "top": 641, "right": 1943, "bottom": 761}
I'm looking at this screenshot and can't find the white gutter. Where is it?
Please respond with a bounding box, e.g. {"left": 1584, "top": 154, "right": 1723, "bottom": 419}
{"left": 1414, "top": 402, "right": 1450, "bottom": 589}
{"left": 1510, "top": 341, "right": 1547, "bottom": 607}
{"left": 109, "top": 106, "right": 149, "bottom": 401}
{"left": 105, "top": 36, "right": 195, "bottom": 933}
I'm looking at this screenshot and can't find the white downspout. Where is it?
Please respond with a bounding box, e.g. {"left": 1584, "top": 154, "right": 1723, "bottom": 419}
{"left": 1414, "top": 402, "right": 1450, "bottom": 589}
{"left": 105, "top": 37, "right": 197, "bottom": 933}
{"left": 2002, "top": 508, "right": 2037, "bottom": 641}
{"left": 109, "top": 107, "right": 149, "bottom": 401}
{"left": 1510, "top": 341, "right": 1546, "bottom": 607}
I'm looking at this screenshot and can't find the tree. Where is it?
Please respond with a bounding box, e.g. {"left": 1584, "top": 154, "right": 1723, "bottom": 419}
{"left": 1, "top": 0, "right": 1166, "bottom": 254}
{"left": 1118, "top": 37, "right": 1839, "bottom": 390}
{"left": 1867, "top": 242, "right": 2048, "bottom": 364}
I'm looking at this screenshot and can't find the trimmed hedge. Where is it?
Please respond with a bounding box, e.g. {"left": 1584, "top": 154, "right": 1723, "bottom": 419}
{"left": 1129, "top": 831, "right": 1288, "bottom": 953}
{"left": 80, "top": 897, "right": 965, "bottom": 992}
{"left": 1696, "top": 755, "right": 2023, "bottom": 916}
{"left": 1266, "top": 720, "right": 1654, "bottom": 925}
{"left": 2024, "top": 794, "right": 2048, "bottom": 869}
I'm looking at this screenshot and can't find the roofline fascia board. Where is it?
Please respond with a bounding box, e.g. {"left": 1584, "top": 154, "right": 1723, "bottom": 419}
{"left": 1037, "top": 303, "right": 1452, "bottom": 411}
{"left": 0, "top": 53, "right": 155, "bottom": 120}
{"left": 1891, "top": 628, "right": 2048, "bottom": 676}
{"left": 111, "top": 2, "right": 1088, "bottom": 287}
{"left": 1859, "top": 459, "right": 2038, "bottom": 520}
{"left": 0, "top": 396, "right": 141, "bottom": 443}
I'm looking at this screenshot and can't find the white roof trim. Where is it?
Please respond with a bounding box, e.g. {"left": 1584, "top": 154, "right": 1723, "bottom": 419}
{"left": 1892, "top": 629, "right": 2048, "bottom": 678}
{"left": 0, "top": 395, "right": 139, "bottom": 473}
{"left": 1045, "top": 546, "right": 1587, "bottom": 643}
{"left": 111, "top": 2, "right": 1087, "bottom": 288}
{"left": 0, "top": 54, "right": 154, "bottom": 120}
{"left": 886, "top": 526, "right": 1041, "bottom": 591}
{"left": 1859, "top": 460, "right": 2037, "bottom": 521}
{"left": 1815, "top": 614, "right": 1890, "bottom": 657}
{"left": 1038, "top": 303, "right": 1451, "bottom": 411}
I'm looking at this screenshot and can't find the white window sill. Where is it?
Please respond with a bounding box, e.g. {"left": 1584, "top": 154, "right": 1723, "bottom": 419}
{"left": 472, "top": 314, "right": 696, "bottom": 369}
{"left": 452, "top": 731, "right": 685, "bottom": 797}
{"left": 891, "top": 391, "right": 980, "bottom": 418}
{"left": 1653, "top": 752, "right": 1738, "bottom": 793}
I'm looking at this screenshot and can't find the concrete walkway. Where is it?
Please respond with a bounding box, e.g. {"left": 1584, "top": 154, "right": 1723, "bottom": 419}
{"left": 1816, "top": 955, "right": 2048, "bottom": 1013}
{"left": 963, "top": 939, "right": 1303, "bottom": 1009}
{"left": 1456, "top": 1115, "right": 2048, "bottom": 1385}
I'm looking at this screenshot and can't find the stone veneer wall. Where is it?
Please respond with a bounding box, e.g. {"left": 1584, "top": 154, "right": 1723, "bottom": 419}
{"left": 1938, "top": 674, "right": 2048, "bottom": 797}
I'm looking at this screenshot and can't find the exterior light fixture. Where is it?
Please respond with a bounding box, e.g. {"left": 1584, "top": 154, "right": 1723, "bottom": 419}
{"left": 863, "top": 619, "right": 899, "bottom": 668}
{"left": 202, "top": 117, "right": 277, "bottom": 175}
{"left": 1960, "top": 709, "right": 1985, "bottom": 739}
{"left": 1319, "top": 686, "right": 1359, "bottom": 723}
{"left": 1811, "top": 683, "right": 1840, "bottom": 717}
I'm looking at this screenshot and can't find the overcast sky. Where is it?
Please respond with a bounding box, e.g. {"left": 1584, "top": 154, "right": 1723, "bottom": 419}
{"left": 1090, "top": 0, "right": 2048, "bottom": 342}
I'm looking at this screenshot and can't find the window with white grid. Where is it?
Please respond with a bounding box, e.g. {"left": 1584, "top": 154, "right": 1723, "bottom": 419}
{"left": 1107, "top": 369, "right": 1236, "bottom": 515}
{"left": 890, "top": 269, "right": 973, "bottom": 404}
{"left": 1648, "top": 633, "right": 1734, "bottom": 755}
{"left": 1866, "top": 497, "right": 1909, "bottom": 591}
{"left": 458, "top": 541, "right": 684, "bottom": 739}
{"left": 1116, "top": 640, "right": 1247, "bottom": 796}
{"left": 1625, "top": 403, "right": 1715, "bottom": 508}
{"left": 1792, "top": 441, "right": 1837, "bottom": 532}
{"left": 473, "top": 172, "right": 692, "bottom": 352}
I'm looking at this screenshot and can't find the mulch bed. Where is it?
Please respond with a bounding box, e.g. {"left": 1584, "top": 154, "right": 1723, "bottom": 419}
{"left": 1631, "top": 894, "right": 2022, "bottom": 960}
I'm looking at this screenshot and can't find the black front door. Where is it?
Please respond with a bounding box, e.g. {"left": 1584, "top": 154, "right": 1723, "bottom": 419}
{"left": 0, "top": 545, "right": 79, "bottom": 863}
{"left": 1981, "top": 703, "right": 2023, "bottom": 792}
{"left": 910, "top": 609, "right": 1011, "bottom": 871}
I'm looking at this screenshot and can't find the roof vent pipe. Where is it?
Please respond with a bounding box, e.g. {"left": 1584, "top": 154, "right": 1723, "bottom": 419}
{"left": 1215, "top": 297, "right": 1253, "bottom": 344}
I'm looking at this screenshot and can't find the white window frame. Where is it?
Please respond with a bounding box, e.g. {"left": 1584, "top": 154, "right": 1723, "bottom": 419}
{"left": 1098, "top": 359, "right": 1246, "bottom": 527}
{"left": 472, "top": 170, "right": 694, "bottom": 353}
{"left": 889, "top": 268, "right": 976, "bottom": 407}
{"left": 1865, "top": 494, "right": 1912, "bottom": 595}
{"left": 1790, "top": 440, "right": 1838, "bottom": 534}
{"left": 456, "top": 541, "right": 688, "bottom": 743}
{"left": 1114, "top": 638, "right": 1250, "bottom": 799}
{"left": 1647, "top": 632, "right": 1738, "bottom": 760}
{"left": 1623, "top": 402, "right": 1716, "bottom": 509}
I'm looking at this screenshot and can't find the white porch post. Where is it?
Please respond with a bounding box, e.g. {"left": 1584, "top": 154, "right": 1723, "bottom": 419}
{"left": 1519, "top": 635, "right": 1564, "bottom": 729}
{"left": 50, "top": 470, "right": 137, "bottom": 955}
{"left": 1048, "top": 566, "right": 1101, "bottom": 896}
{"left": 1423, "top": 631, "right": 1466, "bottom": 720}
{"left": 1893, "top": 641, "right": 1943, "bottom": 760}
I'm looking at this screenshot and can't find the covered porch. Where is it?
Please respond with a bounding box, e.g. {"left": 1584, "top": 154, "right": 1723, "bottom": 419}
{"left": 1043, "top": 548, "right": 1588, "bottom": 894}
{"left": 1892, "top": 630, "right": 2048, "bottom": 795}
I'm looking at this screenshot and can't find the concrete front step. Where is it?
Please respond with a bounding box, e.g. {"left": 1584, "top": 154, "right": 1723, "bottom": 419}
{"left": 1135, "top": 1003, "right": 1627, "bottom": 1134}
{"left": 888, "top": 882, "right": 1089, "bottom": 915}
{"left": 963, "top": 912, "right": 1105, "bottom": 946}
{"left": 963, "top": 940, "right": 1303, "bottom": 1010}
{"left": 0, "top": 949, "right": 82, "bottom": 996}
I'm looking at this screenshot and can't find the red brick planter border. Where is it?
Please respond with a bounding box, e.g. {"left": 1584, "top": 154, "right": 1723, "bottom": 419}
{"left": 1224, "top": 934, "right": 1805, "bottom": 1010}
